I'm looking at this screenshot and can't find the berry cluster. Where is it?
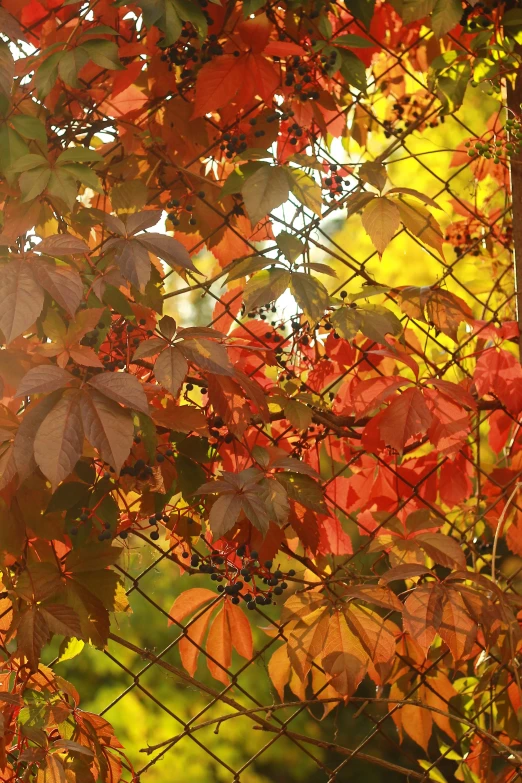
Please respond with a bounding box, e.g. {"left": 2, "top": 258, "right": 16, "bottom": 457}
{"left": 465, "top": 123, "right": 522, "bottom": 162}
{"left": 182, "top": 545, "right": 296, "bottom": 608}
{"left": 284, "top": 55, "right": 320, "bottom": 102}
{"left": 460, "top": 2, "right": 492, "bottom": 31}
{"left": 70, "top": 510, "right": 113, "bottom": 542}
{"left": 323, "top": 163, "right": 349, "bottom": 201}
{"left": 96, "top": 317, "right": 154, "bottom": 371}
{"left": 383, "top": 92, "right": 441, "bottom": 139}
{"left": 166, "top": 192, "right": 205, "bottom": 227}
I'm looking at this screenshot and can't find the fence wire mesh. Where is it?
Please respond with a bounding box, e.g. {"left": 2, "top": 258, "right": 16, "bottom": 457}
{"left": 6, "top": 2, "right": 522, "bottom": 782}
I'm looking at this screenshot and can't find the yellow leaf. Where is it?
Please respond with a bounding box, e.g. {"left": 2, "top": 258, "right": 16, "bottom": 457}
{"left": 361, "top": 196, "right": 401, "bottom": 255}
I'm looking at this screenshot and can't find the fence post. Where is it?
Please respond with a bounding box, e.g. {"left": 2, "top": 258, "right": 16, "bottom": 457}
{"left": 507, "top": 71, "right": 522, "bottom": 358}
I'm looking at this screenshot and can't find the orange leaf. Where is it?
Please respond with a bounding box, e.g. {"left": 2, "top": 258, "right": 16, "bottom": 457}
{"left": 206, "top": 604, "right": 232, "bottom": 685}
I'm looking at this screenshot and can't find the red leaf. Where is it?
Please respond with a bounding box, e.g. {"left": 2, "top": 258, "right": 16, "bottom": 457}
{"left": 193, "top": 56, "right": 242, "bottom": 117}
{"left": 376, "top": 387, "right": 432, "bottom": 454}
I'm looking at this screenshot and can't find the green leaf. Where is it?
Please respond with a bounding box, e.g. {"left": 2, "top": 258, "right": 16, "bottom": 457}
{"left": 175, "top": 454, "right": 206, "bottom": 500}
{"left": 242, "top": 0, "right": 266, "bottom": 16}
{"left": 358, "top": 304, "right": 403, "bottom": 343}
{"left": 276, "top": 473, "right": 327, "bottom": 514}
{"left": 243, "top": 268, "right": 291, "bottom": 312}
{"left": 339, "top": 51, "right": 367, "bottom": 93}
{"left": 288, "top": 169, "right": 322, "bottom": 216}
{"left": 332, "top": 34, "right": 375, "bottom": 48}
{"left": 330, "top": 307, "right": 362, "bottom": 341}
{"left": 344, "top": 0, "right": 376, "bottom": 29}
{"left": 136, "top": 412, "right": 158, "bottom": 460}
{"left": 431, "top": 0, "right": 462, "bottom": 38}
{"left": 57, "top": 46, "right": 90, "bottom": 87}
{"left": 290, "top": 272, "right": 330, "bottom": 323}
{"left": 10, "top": 115, "right": 47, "bottom": 147}
{"left": 46, "top": 482, "right": 90, "bottom": 513}
{"left": 57, "top": 147, "right": 102, "bottom": 165}
{"left": 0, "top": 43, "right": 14, "bottom": 99}
{"left": 47, "top": 168, "right": 79, "bottom": 209}
{"left": 398, "top": 0, "right": 436, "bottom": 23}
{"left": 284, "top": 399, "right": 313, "bottom": 431}
{"left": 0, "top": 125, "right": 29, "bottom": 183}
{"left": 81, "top": 39, "right": 122, "bottom": 70}
{"left": 11, "top": 153, "right": 48, "bottom": 173}
{"left": 35, "top": 51, "right": 62, "bottom": 98}
{"left": 225, "top": 255, "right": 269, "bottom": 283}
{"left": 60, "top": 163, "right": 102, "bottom": 193}
{"left": 172, "top": 0, "right": 207, "bottom": 39}
{"left": 242, "top": 165, "right": 290, "bottom": 225}
{"left": 102, "top": 284, "right": 136, "bottom": 320}
{"left": 57, "top": 636, "right": 85, "bottom": 663}
{"left": 276, "top": 231, "right": 305, "bottom": 263}
{"left": 162, "top": 2, "right": 183, "bottom": 45}
{"left": 19, "top": 167, "right": 51, "bottom": 202}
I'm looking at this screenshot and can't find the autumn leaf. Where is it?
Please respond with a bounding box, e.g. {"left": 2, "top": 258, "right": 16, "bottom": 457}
{"left": 34, "top": 391, "right": 84, "bottom": 490}
{"left": 79, "top": 390, "right": 133, "bottom": 473}
{"left": 361, "top": 196, "right": 401, "bottom": 255}
{"left": 377, "top": 387, "right": 432, "bottom": 454}
{"left": 290, "top": 272, "right": 331, "bottom": 323}
{"left": 87, "top": 372, "right": 149, "bottom": 415}
{"left": 0, "top": 260, "right": 44, "bottom": 343}
{"left": 242, "top": 166, "right": 290, "bottom": 226}
{"left": 403, "top": 583, "right": 442, "bottom": 656}
{"left": 154, "top": 346, "right": 188, "bottom": 397}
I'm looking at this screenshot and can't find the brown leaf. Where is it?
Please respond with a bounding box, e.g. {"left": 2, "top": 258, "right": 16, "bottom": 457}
{"left": 425, "top": 289, "right": 474, "bottom": 341}
{"left": 0, "top": 260, "right": 44, "bottom": 344}
{"left": 33, "top": 259, "right": 83, "bottom": 317}
{"left": 416, "top": 532, "right": 466, "bottom": 570}
{"left": 396, "top": 199, "right": 445, "bottom": 258}
{"left": 37, "top": 234, "right": 90, "bottom": 255}
{"left": 180, "top": 338, "right": 233, "bottom": 376}
{"left": 34, "top": 391, "right": 83, "bottom": 490}
{"left": 242, "top": 165, "right": 290, "bottom": 226}
{"left": 154, "top": 346, "right": 188, "bottom": 397}
{"left": 345, "top": 605, "right": 396, "bottom": 664}
{"left": 13, "top": 392, "right": 63, "bottom": 483}
{"left": 16, "top": 366, "right": 72, "bottom": 397}
{"left": 439, "top": 586, "right": 476, "bottom": 661}
{"left": 137, "top": 232, "right": 197, "bottom": 272}
{"left": 16, "top": 607, "right": 50, "bottom": 671}
{"left": 359, "top": 161, "right": 387, "bottom": 191}
{"left": 40, "top": 604, "right": 83, "bottom": 639}
{"left": 322, "top": 611, "right": 368, "bottom": 697}
{"left": 209, "top": 493, "right": 243, "bottom": 537}
{"left": 345, "top": 584, "right": 403, "bottom": 612}
{"left": 124, "top": 210, "right": 162, "bottom": 235}
{"left": 402, "top": 583, "right": 442, "bottom": 656}
{"left": 114, "top": 239, "right": 152, "bottom": 291}
{"left": 80, "top": 390, "right": 133, "bottom": 473}
{"left": 88, "top": 372, "right": 149, "bottom": 415}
